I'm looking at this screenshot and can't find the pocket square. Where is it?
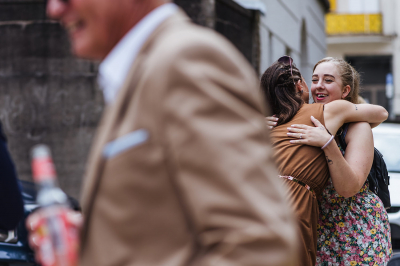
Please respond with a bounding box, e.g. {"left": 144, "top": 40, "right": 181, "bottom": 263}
{"left": 103, "top": 129, "right": 149, "bottom": 159}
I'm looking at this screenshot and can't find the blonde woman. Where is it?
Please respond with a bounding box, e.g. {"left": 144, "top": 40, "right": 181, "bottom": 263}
{"left": 261, "top": 57, "right": 388, "bottom": 266}
{"left": 285, "top": 58, "right": 392, "bottom": 265}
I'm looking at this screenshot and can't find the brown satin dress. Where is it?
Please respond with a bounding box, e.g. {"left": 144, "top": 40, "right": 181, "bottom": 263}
{"left": 270, "top": 103, "right": 330, "bottom": 266}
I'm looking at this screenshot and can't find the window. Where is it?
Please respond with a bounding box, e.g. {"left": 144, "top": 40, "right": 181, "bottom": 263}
{"left": 348, "top": 0, "right": 380, "bottom": 14}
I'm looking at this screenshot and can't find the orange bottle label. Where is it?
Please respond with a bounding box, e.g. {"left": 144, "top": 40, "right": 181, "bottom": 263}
{"left": 32, "top": 157, "right": 56, "bottom": 182}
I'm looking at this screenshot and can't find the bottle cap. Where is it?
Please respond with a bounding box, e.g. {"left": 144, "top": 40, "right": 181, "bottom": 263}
{"left": 31, "top": 144, "right": 56, "bottom": 182}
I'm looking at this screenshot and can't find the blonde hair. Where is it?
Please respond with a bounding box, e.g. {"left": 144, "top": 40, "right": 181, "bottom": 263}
{"left": 357, "top": 95, "right": 367, "bottom": 104}
{"left": 313, "top": 57, "right": 361, "bottom": 104}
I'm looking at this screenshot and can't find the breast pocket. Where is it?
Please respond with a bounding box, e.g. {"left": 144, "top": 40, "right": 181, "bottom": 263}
{"left": 103, "top": 129, "right": 149, "bottom": 159}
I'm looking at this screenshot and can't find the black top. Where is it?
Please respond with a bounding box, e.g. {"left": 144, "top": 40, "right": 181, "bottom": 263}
{"left": 0, "top": 122, "right": 24, "bottom": 230}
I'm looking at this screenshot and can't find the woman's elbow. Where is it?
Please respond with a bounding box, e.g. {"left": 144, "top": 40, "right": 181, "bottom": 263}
{"left": 380, "top": 107, "right": 389, "bottom": 122}
{"left": 338, "top": 190, "right": 358, "bottom": 199}
{"left": 335, "top": 179, "right": 366, "bottom": 198}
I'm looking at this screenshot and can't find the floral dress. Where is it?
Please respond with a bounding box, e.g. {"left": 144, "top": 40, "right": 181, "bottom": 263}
{"left": 316, "top": 144, "right": 392, "bottom": 266}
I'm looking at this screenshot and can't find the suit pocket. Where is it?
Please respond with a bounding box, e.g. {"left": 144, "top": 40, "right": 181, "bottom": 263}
{"left": 103, "top": 129, "right": 149, "bottom": 159}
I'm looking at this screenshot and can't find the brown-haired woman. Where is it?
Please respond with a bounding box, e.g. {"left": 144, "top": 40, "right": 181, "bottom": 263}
{"left": 260, "top": 58, "right": 388, "bottom": 266}
{"left": 286, "top": 57, "right": 392, "bottom": 265}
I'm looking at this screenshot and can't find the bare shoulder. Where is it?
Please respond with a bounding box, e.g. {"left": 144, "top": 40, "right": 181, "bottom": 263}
{"left": 325, "top": 99, "right": 352, "bottom": 112}
{"left": 324, "top": 100, "right": 357, "bottom": 126}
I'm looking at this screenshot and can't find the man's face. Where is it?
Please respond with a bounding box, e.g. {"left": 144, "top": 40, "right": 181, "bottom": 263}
{"left": 46, "top": 0, "right": 143, "bottom": 59}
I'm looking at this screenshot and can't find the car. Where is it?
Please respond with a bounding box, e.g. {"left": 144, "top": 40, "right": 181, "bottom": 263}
{"left": 0, "top": 180, "right": 80, "bottom": 266}
{"left": 372, "top": 122, "right": 400, "bottom": 251}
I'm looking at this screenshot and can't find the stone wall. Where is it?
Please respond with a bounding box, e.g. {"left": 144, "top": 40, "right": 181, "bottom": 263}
{"left": 0, "top": 0, "right": 260, "bottom": 200}
{"left": 0, "top": 0, "right": 103, "bottom": 200}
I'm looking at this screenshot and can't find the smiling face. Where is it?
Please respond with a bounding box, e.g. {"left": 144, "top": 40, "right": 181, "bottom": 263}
{"left": 46, "top": 0, "right": 162, "bottom": 60}
{"left": 311, "top": 62, "right": 349, "bottom": 104}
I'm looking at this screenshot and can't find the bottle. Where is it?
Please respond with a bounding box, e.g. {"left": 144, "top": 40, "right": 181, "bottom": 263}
{"left": 31, "top": 144, "right": 78, "bottom": 266}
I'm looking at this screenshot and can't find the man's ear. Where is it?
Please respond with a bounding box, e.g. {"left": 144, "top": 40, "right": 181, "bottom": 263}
{"left": 342, "top": 85, "right": 351, "bottom": 98}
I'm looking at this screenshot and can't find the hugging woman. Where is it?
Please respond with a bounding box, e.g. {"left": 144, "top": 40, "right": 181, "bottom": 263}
{"left": 286, "top": 58, "right": 392, "bottom": 265}
{"left": 260, "top": 58, "right": 388, "bottom": 266}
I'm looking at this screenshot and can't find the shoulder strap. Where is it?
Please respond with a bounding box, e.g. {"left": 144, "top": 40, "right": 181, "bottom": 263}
{"left": 338, "top": 123, "right": 350, "bottom": 150}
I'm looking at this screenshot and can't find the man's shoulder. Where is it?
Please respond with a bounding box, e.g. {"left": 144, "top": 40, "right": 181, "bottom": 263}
{"left": 127, "top": 11, "right": 262, "bottom": 112}
{"left": 140, "top": 11, "right": 257, "bottom": 89}
{"left": 150, "top": 11, "right": 246, "bottom": 65}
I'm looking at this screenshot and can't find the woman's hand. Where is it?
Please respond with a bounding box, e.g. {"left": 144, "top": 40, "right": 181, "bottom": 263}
{"left": 287, "top": 116, "right": 331, "bottom": 147}
{"left": 265, "top": 115, "right": 278, "bottom": 129}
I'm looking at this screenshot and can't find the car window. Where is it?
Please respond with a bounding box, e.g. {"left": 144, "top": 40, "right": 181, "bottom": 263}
{"left": 373, "top": 133, "right": 400, "bottom": 172}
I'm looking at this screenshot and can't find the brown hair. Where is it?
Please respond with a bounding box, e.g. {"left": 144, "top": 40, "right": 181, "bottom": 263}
{"left": 261, "top": 61, "right": 304, "bottom": 125}
{"left": 313, "top": 57, "right": 361, "bottom": 104}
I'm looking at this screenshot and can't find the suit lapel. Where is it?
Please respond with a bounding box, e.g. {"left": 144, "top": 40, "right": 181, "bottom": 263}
{"left": 80, "top": 51, "right": 143, "bottom": 223}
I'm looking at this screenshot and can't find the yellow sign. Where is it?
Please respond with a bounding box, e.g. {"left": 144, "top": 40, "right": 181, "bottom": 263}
{"left": 326, "top": 13, "right": 382, "bottom": 35}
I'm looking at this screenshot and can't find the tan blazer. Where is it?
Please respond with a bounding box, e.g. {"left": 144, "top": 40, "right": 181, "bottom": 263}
{"left": 79, "top": 10, "right": 298, "bottom": 266}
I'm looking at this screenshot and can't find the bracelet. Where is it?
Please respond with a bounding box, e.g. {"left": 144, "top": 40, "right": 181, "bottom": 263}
{"left": 321, "top": 135, "right": 334, "bottom": 150}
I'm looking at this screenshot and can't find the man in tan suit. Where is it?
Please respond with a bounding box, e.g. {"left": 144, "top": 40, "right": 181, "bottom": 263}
{"left": 28, "top": 0, "right": 298, "bottom": 265}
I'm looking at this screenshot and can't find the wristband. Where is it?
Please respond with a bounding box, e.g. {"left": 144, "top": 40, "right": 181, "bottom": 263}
{"left": 321, "top": 135, "right": 334, "bottom": 150}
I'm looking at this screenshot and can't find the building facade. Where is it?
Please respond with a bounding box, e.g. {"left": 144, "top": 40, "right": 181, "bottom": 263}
{"left": 176, "top": 0, "right": 261, "bottom": 71}
{"left": 176, "top": 0, "right": 330, "bottom": 80}
{"left": 326, "top": 0, "right": 400, "bottom": 120}
{"left": 257, "top": 0, "right": 329, "bottom": 82}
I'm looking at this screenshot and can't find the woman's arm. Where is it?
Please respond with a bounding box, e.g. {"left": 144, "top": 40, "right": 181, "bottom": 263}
{"left": 324, "top": 100, "right": 388, "bottom": 135}
{"left": 324, "top": 122, "right": 373, "bottom": 197}
{"left": 288, "top": 118, "right": 373, "bottom": 198}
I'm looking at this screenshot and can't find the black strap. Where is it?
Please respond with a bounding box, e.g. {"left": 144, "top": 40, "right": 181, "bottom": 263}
{"left": 338, "top": 123, "right": 350, "bottom": 150}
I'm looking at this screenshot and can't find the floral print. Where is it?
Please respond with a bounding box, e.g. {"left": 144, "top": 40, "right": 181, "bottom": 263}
{"left": 316, "top": 144, "right": 392, "bottom": 265}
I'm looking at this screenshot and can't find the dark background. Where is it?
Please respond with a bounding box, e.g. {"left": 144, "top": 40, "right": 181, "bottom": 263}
{"left": 346, "top": 55, "right": 392, "bottom": 110}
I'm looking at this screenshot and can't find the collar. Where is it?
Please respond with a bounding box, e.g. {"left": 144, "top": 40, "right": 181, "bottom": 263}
{"left": 98, "top": 3, "right": 178, "bottom": 104}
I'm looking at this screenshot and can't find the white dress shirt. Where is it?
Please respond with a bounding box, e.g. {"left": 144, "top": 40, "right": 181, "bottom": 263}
{"left": 98, "top": 3, "right": 178, "bottom": 104}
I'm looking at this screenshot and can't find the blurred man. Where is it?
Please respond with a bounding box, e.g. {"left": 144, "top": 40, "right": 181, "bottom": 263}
{"left": 28, "top": 0, "right": 298, "bottom": 265}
